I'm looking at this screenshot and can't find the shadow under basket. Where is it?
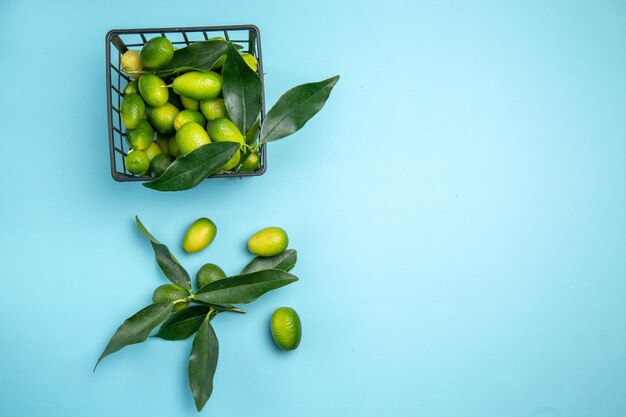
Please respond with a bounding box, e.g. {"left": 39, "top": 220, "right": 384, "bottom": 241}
{"left": 105, "top": 25, "right": 267, "bottom": 182}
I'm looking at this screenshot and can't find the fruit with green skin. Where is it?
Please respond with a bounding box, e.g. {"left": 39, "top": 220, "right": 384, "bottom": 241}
{"left": 183, "top": 218, "right": 217, "bottom": 253}
{"left": 143, "top": 142, "right": 162, "bottom": 162}
{"left": 206, "top": 117, "right": 244, "bottom": 145}
{"left": 175, "top": 122, "right": 211, "bottom": 155}
{"left": 200, "top": 98, "right": 228, "bottom": 121}
{"left": 120, "top": 50, "right": 143, "bottom": 79}
{"left": 180, "top": 96, "right": 200, "bottom": 111}
{"left": 150, "top": 153, "right": 174, "bottom": 177}
{"left": 125, "top": 150, "right": 150, "bottom": 175}
{"left": 241, "top": 53, "right": 258, "bottom": 72}
{"left": 240, "top": 152, "right": 260, "bottom": 172}
{"left": 174, "top": 110, "right": 206, "bottom": 131}
{"left": 120, "top": 94, "right": 145, "bottom": 129}
{"left": 140, "top": 36, "right": 174, "bottom": 69}
{"left": 270, "top": 307, "right": 301, "bottom": 351}
{"left": 138, "top": 74, "right": 169, "bottom": 107}
{"left": 247, "top": 227, "right": 289, "bottom": 257}
{"left": 152, "top": 284, "right": 189, "bottom": 312}
{"left": 125, "top": 120, "right": 154, "bottom": 151}
{"left": 196, "top": 263, "right": 227, "bottom": 289}
{"left": 155, "top": 133, "right": 170, "bottom": 156}
{"left": 222, "top": 150, "right": 241, "bottom": 171}
{"left": 148, "top": 103, "right": 179, "bottom": 135}
{"left": 173, "top": 71, "right": 222, "bottom": 101}
{"left": 124, "top": 80, "right": 139, "bottom": 95}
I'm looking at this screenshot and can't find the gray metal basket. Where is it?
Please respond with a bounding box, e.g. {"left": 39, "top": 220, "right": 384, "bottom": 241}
{"left": 105, "top": 25, "right": 266, "bottom": 182}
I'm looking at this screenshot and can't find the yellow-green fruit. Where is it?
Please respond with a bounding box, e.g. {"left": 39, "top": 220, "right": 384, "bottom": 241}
{"left": 156, "top": 133, "right": 170, "bottom": 156}
{"left": 120, "top": 50, "right": 143, "bottom": 79}
{"left": 176, "top": 122, "right": 211, "bottom": 155}
{"left": 212, "top": 55, "right": 226, "bottom": 70}
{"left": 222, "top": 150, "right": 241, "bottom": 171}
{"left": 174, "top": 110, "right": 206, "bottom": 131}
{"left": 241, "top": 53, "right": 258, "bottom": 72}
{"left": 144, "top": 142, "right": 162, "bottom": 161}
{"left": 200, "top": 98, "right": 228, "bottom": 121}
{"left": 138, "top": 74, "right": 169, "bottom": 107}
{"left": 183, "top": 218, "right": 217, "bottom": 253}
{"left": 120, "top": 93, "right": 145, "bottom": 129}
{"left": 152, "top": 284, "right": 189, "bottom": 312}
{"left": 173, "top": 71, "right": 222, "bottom": 101}
{"left": 148, "top": 103, "right": 179, "bottom": 135}
{"left": 271, "top": 307, "right": 301, "bottom": 351}
{"left": 196, "top": 263, "right": 227, "bottom": 289}
{"left": 240, "top": 152, "right": 260, "bottom": 172}
{"left": 150, "top": 153, "right": 174, "bottom": 177}
{"left": 180, "top": 96, "right": 200, "bottom": 110}
{"left": 125, "top": 120, "right": 154, "bottom": 151}
{"left": 247, "top": 227, "right": 289, "bottom": 257}
{"left": 125, "top": 150, "right": 150, "bottom": 175}
{"left": 169, "top": 136, "right": 179, "bottom": 157}
{"left": 140, "top": 36, "right": 174, "bottom": 69}
{"left": 124, "top": 80, "right": 139, "bottom": 95}
{"left": 206, "top": 118, "right": 244, "bottom": 145}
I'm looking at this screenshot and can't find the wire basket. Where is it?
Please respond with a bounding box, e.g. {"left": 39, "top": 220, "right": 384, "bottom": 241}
{"left": 105, "top": 25, "right": 267, "bottom": 182}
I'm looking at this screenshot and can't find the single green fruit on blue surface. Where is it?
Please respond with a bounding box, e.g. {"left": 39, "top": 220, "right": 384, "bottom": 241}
{"left": 248, "top": 227, "right": 289, "bottom": 257}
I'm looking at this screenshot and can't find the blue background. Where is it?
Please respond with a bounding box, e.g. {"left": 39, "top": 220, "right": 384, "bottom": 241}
{"left": 1, "top": 1, "right": 625, "bottom": 416}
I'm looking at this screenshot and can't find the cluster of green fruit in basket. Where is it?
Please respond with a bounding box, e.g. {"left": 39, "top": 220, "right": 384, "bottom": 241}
{"left": 119, "top": 36, "right": 261, "bottom": 177}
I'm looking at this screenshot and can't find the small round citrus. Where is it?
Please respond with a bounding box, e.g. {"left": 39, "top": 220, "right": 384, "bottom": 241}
{"left": 125, "top": 120, "right": 154, "bottom": 151}
{"left": 138, "top": 74, "right": 169, "bottom": 107}
{"left": 200, "top": 98, "right": 228, "bottom": 121}
{"left": 152, "top": 284, "right": 189, "bottom": 312}
{"left": 240, "top": 152, "right": 260, "bottom": 172}
{"left": 120, "top": 50, "right": 143, "bottom": 79}
{"left": 196, "top": 263, "right": 227, "bottom": 289}
{"left": 123, "top": 80, "right": 139, "bottom": 95}
{"left": 248, "top": 227, "right": 289, "bottom": 257}
{"left": 140, "top": 36, "right": 174, "bottom": 69}
{"left": 206, "top": 117, "right": 244, "bottom": 145}
{"left": 148, "top": 103, "right": 179, "bottom": 135}
{"left": 241, "top": 53, "right": 258, "bottom": 72}
{"left": 150, "top": 153, "right": 174, "bottom": 177}
{"left": 222, "top": 150, "right": 241, "bottom": 171}
{"left": 183, "top": 218, "right": 217, "bottom": 253}
{"left": 155, "top": 133, "right": 171, "bottom": 156}
{"left": 143, "top": 141, "right": 162, "bottom": 162}
{"left": 120, "top": 93, "right": 145, "bottom": 129}
{"left": 180, "top": 96, "right": 200, "bottom": 111}
{"left": 172, "top": 71, "right": 222, "bottom": 101}
{"left": 176, "top": 122, "right": 211, "bottom": 155}
{"left": 271, "top": 307, "right": 301, "bottom": 351}
{"left": 168, "top": 135, "right": 180, "bottom": 157}
{"left": 125, "top": 150, "right": 150, "bottom": 175}
{"left": 174, "top": 110, "right": 206, "bottom": 131}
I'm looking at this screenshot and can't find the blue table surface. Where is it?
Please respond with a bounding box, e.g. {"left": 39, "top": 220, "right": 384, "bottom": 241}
{"left": 1, "top": 1, "right": 625, "bottom": 416}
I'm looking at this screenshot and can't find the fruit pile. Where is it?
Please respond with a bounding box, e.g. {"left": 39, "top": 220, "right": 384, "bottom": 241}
{"left": 95, "top": 216, "right": 302, "bottom": 412}
{"left": 119, "top": 36, "right": 261, "bottom": 177}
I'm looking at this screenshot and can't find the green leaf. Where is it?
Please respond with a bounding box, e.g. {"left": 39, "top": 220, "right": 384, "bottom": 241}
{"left": 155, "top": 306, "right": 210, "bottom": 341}
{"left": 94, "top": 302, "right": 173, "bottom": 371}
{"left": 241, "top": 249, "right": 297, "bottom": 274}
{"left": 260, "top": 75, "right": 340, "bottom": 144}
{"left": 143, "top": 142, "right": 240, "bottom": 191}
{"left": 194, "top": 269, "right": 298, "bottom": 304}
{"left": 222, "top": 43, "right": 262, "bottom": 135}
{"left": 135, "top": 215, "right": 160, "bottom": 244}
{"left": 189, "top": 316, "right": 219, "bottom": 412}
{"left": 155, "top": 40, "right": 228, "bottom": 78}
{"left": 151, "top": 241, "right": 192, "bottom": 291}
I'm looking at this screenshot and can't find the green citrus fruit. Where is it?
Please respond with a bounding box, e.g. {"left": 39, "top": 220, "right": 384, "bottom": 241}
{"left": 240, "top": 152, "right": 260, "bottom": 172}
{"left": 169, "top": 136, "right": 180, "bottom": 157}
{"left": 174, "top": 109, "right": 206, "bottom": 131}
{"left": 124, "top": 80, "right": 139, "bottom": 95}
{"left": 138, "top": 74, "right": 169, "bottom": 107}
{"left": 120, "top": 50, "right": 143, "bottom": 79}
{"left": 156, "top": 133, "right": 170, "bottom": 156}
{"left": 172, "top": 71, "right": 222, "bottom": 101}
{"left": 180, "top": 96, "right": 200, "bottom": 111}
{"left": 200, "top": 98, "right": 228, "bottom": 121}
{"left": 196, "top": 263, "right": 227, "bottom": 289}
{"left": 152, "top": 284, "right": 189, "bottom": 312}
{"left": 125, "top": 150, "right": 150, "bottom": 175}
{"left": 206, "top": 117, "right": 244, "bottom": 145}
{"left": 183, "top": 218, "right": 217, "bottom": 253}
{"left": 120, "top": 93, "right": 145, "bottom": 130}
{"left": 271, "top": 307, "right": 301, "bottom": 351}
{"left": 222, "top": 150, "right": 241, "bottom": 171}
{"left": 150, "top": 153, "right": 174, "bottom": 177}
{"left": 125, "top": 120, "right": 154, "bottom": 151}
{"left": 147, "top": 103, "right": 179, "bottom": 135}
{"left": 140, "top": 36, "right": 174, "bottom": 69}
{"left": 175, "top": 122, "right": 211, "bottom": 155}
{"left": 143, "top": 142, "right": 162, "bottom": 161}
{"left": 248, "top": 227, "right": 289, "bottom": 257}
{"left": 241, "top": 53, "right": 258, "bottom": 72}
